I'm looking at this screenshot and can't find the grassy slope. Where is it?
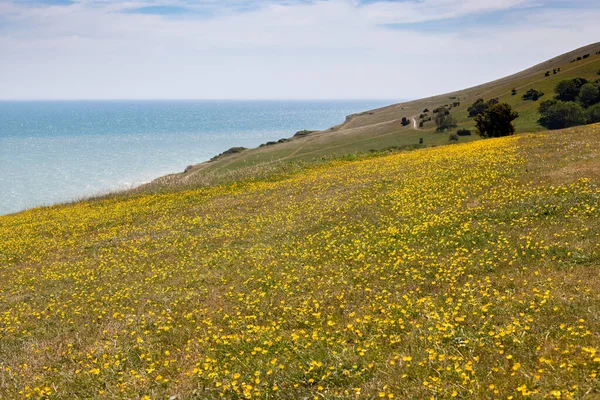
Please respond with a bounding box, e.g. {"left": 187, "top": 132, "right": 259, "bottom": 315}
{"left": 1, "top": 125, "right": 599, "bottom": 399}
{"left": 148, "top": 42, "right": 600, "bottom": 190}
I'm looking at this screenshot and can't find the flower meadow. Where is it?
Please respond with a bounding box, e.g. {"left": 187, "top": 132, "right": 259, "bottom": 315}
{"left": 1, "top": 126, "right": 599, "bottom": 399}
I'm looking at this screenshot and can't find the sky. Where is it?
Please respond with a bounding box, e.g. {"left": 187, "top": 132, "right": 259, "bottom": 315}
{"left": 1, "top": 0, "right": 599, "bottom": 100}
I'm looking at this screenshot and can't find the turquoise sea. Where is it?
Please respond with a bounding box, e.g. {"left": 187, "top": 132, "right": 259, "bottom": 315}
{"left": 0, "top": 100, "right": 392, "bottom": 215}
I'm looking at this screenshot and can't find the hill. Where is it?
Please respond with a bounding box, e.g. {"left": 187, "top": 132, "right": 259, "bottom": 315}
{"left": 1, "top": 124, "right": 599, "bottom": 398}
{"left": 148, "top": 41, "right": 600, "bottom": 190}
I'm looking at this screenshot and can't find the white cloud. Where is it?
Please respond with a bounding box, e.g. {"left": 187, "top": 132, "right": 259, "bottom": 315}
{"left": 0, "top": 0, "right": 598, "bottom": 99}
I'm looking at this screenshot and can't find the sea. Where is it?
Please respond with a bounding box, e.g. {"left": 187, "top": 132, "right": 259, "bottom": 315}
{"left": 0, "top": 100, "right": 393, "bottom": 215}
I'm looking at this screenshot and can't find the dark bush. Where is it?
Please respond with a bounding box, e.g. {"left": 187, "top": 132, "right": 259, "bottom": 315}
{"left": 556, "top": 80, "right": 582, "bottom": 101}
{"left": 435, "top": 111, "right": 457, "bottom": 132}
{"left": 578, "top": 83, "right": 600, "bottom": 108}
{"left": 511, "top": 88, "right": 517, "bottom": 96}
{"left": 456, "top": 129, "right": 472, "bottom": 136}
{"left": 587, "top": 103, "right": 600, "bottom": 123}
{"left": 583, "top": 54, "right": 590, "bottom": 59}
{"left": 401, "top": 117, "right": 410, "bottom": 126}
{"left": 467, "top": 98, "right": 487, "bottom": 117}
{"left": 449, "top": 133, "right": 459, "bottom": 142}
{"left": 423, "top": 108, "right": 429, "bottom": 113}
{"left": 539, "top": 101, "right": 586, "bottom": 129}
{"left": 475, "top": 103, "right": 519, "bottom": 138}
{"left": 545, "top": 71, "right": 550, "bottom": 77}
{"left": 539, "top": 99, "right": 558, "bottom": 114}
{"left": 419, "top": 137, "right": 423, "bottom": 144}
{"left": 522, "top": 88, "right": 544, "bottom": 101}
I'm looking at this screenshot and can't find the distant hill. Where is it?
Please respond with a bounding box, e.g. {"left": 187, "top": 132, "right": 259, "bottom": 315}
{"left": 148, "top": 41, "right": 600, "bottom": 191}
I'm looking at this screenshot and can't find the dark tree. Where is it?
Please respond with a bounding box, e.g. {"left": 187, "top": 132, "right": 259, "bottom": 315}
{"left": 539, "top": 99, "right": 558, "bottom": 114}
{"left": 419, "top": 137, "right": 424, "bottom": 144}
{"left": 555, "top": 80, "right": 581, "bottom": 101}
{"left": 511, "top": 88, "right": 517, "bottom": 96}
{"left": 474, "top": 103, "right": 519, "bottom": 138}
{"left": 435, "top": 111, "right": 457, "bottom": 132}
{"left": 401, "top": 117, "right": 410, "bottom": 126}
{"left": 538, "top": 101, "right": 586, "bottom": 129}
{"left": 487, "top": 98, "right": 499, "bottom": 106}
{"left": 578, "top": 83, "right": 600, "bottom": 108}
{"left": 467, "top": 98, "right": 487, "bottom": 117}
{"left": 545, "top": 71, "right": 550, "bottom": 77}
{"left": 587, "top": 103, "right": 600, "bottom": 124}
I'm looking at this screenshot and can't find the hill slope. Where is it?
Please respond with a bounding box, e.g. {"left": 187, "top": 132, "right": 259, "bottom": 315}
{"left": 1, "top": 124, "right": 599, "bottom": 399}
{"left": 149, "top": 41, "right": 600, "bottom": 191}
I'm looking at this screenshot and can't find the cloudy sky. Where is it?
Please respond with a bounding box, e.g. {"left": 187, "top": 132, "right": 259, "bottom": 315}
{"left": 1, "top": 0, "right": 599, "bottom": 100}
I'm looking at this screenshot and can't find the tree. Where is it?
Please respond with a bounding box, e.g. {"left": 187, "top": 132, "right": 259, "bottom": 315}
{"left": 578, "top": 83, "right": 600, "bottom": 108}
{"left": 474, "top": 103, "right": 519, "bottom": 138}
{"left": 467, "top": 98, "right": 487, "bottom": 117}
{"left": 555, "top": 80, "right": 580, "bottom": 101}
{"left": 435, "top": 111, "right": 457, "bottom": 132}
{"left": 401, "top": 117, "right": 410, "bottom": 126}
{"left": 538, "top": 101, "right": 586, "bottom": 129}
{"left": 539, "top": 99, "right": 558, "bottom": 114}
{"left": 586, "top": 103, "right": 600, "bottom": 124}
{"left": 511, "top": 88, "right": 517, "bottom": 96}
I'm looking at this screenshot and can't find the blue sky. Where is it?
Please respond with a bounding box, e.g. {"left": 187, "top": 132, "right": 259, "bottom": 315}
{"left": 1, "top": 0, "right": 599, "bottom": 99}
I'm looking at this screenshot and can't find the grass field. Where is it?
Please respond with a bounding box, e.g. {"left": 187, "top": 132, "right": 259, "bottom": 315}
{"left": 149, "top": 42, "right": 600, "bottom": 191}
{"left": 1, "top": 124, "right": 599, "bottom": 399}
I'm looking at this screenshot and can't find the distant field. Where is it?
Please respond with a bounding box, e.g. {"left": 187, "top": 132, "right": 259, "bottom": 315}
{"left": 148, "top": 42, "right": 600, "bottom": 191}
{"left": 1, "top": 125, "right": 599, "bottom": 399}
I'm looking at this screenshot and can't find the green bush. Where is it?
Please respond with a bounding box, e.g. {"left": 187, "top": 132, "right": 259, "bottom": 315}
{"left": 578, "top": 83, "right": 600, "bottom": 108}
{"left": 522, "top": 88, "right": 544, "bottom": 101}
{"left": 475, "top": 103, "right": 518, "bottom": 138}
{"left": 456, "top": 129, "right": 472, "bottom": 136}
{"left": 539, "top": 101, "right": 586, "bottom": 129}
{"left": 587, "top": 103, "right": 600, "bottom": 124}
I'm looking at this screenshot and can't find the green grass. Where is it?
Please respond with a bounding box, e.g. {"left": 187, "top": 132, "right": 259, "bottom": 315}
{"left": 149, "top": 42, "right": 600, "bottom": 192}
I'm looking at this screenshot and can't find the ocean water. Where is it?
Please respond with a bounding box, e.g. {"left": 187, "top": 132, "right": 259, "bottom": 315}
{"left": 0, "top": 100, "right": 392, "bottom": 215}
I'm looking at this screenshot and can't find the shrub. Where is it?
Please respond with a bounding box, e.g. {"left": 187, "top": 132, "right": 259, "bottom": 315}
{"left": 511, "top": 88, "right": 517, "bottom": 96}
{"left": 539, "top": 99, "right": 558, "bottom": 114}
{"left": 456, "top": 129, "right": 472, "bottom": 136}
{"left": 545, "top": 71, "right": 550, "bottom": 77}
{"left": 419, "top": 121, "right": 424, "bottom": 128}
{"left": 578, "top": 83, "right": 600, "bottom": 107}
{"left": 583, "top": 54, "right": 590, "bottom": 59}
{"left": 587, "top": 103, "right": 600, "bottom": 123}
{"left": 401, "top": 117, "right": 410, "bottom": 126}
{"left": 423, "top": 108, "right": 429, "bottom": 113}
{"left": 435, "top": 111, "right": 457, "bottom": 132}
{"left": 467, "top": 99, "right": 487, "bottom": 117}
{"left": 449, "top": 133, "right": 459, "bottom": 142}
{"left": 556, "top": 80, "right": 583, "bottom": 101}
{"left": 419, "top": 137, "right": 423, "bottom": 144}
{"left": 475, "top": 103, "right": 519, "bottom": 138}
{"left": 539, "top": 101, "right": 586, "bottom": 129}
{"left": 522, "top": 88, "right": 544, "bottom": 101}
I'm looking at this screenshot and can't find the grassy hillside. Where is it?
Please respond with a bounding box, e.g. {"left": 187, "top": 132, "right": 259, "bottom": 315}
{"left": 150, "top": 42, "right": 600, "bottom": 190}
{"left": 1, "top": 125, "right": 599, "bottom": 399}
